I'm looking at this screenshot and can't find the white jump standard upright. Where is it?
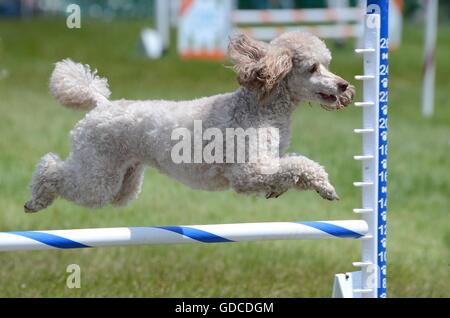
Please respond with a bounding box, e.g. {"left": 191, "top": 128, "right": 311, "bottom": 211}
{"left": 0, "top": 0, "right": 388, "bottom": 299}
{"left": 333, "top": 0, "right": 388, "bottom": 298}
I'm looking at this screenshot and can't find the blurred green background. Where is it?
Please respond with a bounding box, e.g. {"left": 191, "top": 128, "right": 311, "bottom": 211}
{"left": 0, "top": 1, "right": 449, "bottom": 297}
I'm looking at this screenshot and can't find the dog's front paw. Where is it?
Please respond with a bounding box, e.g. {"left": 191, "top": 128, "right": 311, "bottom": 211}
{"left": 310, "top": 169, "right": 340, "bottom": 201}
{"left": 315, "top": 182, "right": 340, "bottom": 201}
{"left": 24, "top": 200, "right": 44, "bottom": 213}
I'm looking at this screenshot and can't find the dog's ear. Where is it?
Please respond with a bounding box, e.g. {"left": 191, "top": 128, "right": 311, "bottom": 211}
{"left": 228, "top": 34, "right": 268, "bottom": 90}
{"left": 228, "top": 34, "right": 292, "bottom": 99}
{"left": 257, "top": 47, "right": 293, "bottom": 98}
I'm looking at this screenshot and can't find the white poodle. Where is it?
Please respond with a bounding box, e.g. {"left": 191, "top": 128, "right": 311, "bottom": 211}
{"left": 24, "top": 31, "right": 355, "bottom": 213}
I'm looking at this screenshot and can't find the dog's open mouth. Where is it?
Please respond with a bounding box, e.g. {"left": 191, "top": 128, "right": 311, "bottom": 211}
{"left": 317, "top": 93, "right": 337, "bottom": 103}
{"left": 317, "top": 93, "right": 340, "bottom": 111}
{"left": 316, "top": 85, "right": 355, "bottom": 111}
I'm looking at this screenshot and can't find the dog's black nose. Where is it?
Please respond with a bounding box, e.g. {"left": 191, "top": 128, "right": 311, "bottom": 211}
{"left": 338, "top": 81, "right": 349, "bottom": 92}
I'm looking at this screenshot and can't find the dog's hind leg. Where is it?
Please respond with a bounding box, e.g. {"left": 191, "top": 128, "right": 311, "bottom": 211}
{"left": 55, "top": 154, "right": 131, "bottom": 209}
{"left": 24, "top": 153, "right": 63, "bottom": 213}
{"left": 25, "top": 151, "right": 134, "bottom": 212}
{"left": 112, "top": 163, "right": 145, "bottom": 207}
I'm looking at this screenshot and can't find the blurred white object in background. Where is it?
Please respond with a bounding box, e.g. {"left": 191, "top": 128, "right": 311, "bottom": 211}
{"left": 156, "top": 0, "right": 170, "bottom": 51}
{"left": 422, "top": 0, "right": 438, "bottom": 117}
{"left": 140, "top": 28, "right": 164, "bottom": 59}
{"left": 389, "top": 0, "right": 403, "bottom": 51}
{"left": 139, "top": 0, "right": 170, "bottom": 59}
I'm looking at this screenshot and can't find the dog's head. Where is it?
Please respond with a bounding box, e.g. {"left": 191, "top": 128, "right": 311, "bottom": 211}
{"left": 228, "top": 31, "right": 355, "bottom": 110}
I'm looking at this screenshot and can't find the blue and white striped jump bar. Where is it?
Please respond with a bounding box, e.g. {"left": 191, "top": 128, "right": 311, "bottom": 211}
{"left": 0, "top": 220, "right": 367, "bottom": 251}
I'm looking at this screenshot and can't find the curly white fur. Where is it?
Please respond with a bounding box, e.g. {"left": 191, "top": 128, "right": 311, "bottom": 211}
{"left": 25, "top": 32, "right": 355, "bottom": 213}
{"left": 50, "top": 59, "right": 111, "bottom": 110}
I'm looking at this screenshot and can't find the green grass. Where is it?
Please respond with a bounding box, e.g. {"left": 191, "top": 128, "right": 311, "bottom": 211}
{"left": 0, "top": 19, "right": 449, "bottom": 297}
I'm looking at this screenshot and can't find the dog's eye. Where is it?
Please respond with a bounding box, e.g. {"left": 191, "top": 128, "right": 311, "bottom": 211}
{"left": 309, "top": 63, "right": 319, "bottom": 74}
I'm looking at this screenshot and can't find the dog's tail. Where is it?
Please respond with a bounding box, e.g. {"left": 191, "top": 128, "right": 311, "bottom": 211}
{"left": 50, "top": 59, "right": 111, "bottom": 111}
